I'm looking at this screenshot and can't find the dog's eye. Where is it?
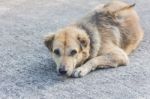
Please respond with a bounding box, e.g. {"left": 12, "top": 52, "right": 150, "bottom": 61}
{"left": 70, "top": 50, "right": 77, "bottom": 56}
{"left": 54, "top": 49, "right": 60, "bottom": 56}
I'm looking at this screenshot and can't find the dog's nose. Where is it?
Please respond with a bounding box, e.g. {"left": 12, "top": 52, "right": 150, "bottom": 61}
{"left": 59, "top": 68, "right": 67, "bottom": 75}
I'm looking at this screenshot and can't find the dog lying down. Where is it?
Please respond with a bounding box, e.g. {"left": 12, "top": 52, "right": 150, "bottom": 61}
{"left": 44, "top": 1, "right": 144, "bottom": 78}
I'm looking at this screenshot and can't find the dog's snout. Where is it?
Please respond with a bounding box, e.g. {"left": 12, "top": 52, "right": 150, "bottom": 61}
{"left": 59, "top": 67, "right": 67, "bottom": 75}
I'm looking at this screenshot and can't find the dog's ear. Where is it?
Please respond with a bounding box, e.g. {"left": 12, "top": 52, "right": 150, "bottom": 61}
{"left": 43, "top": 33, "right": 55, "bottom": 51}
{"left": 78, "top": 34, "right": 90, "bottom": 49}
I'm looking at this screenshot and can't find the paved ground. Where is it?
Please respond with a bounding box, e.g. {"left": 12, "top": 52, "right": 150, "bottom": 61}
{"left": 0, "top": 0, "right": 150, "bottom": 99}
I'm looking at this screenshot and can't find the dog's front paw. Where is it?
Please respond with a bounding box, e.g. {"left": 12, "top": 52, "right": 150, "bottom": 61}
{"left": 71, "top": 66, "right": 90, "bottom": 78}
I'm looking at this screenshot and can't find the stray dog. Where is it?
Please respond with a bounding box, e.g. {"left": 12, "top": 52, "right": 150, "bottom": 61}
{"left": 44, "top": 1, "right": 144, "bottom": 77}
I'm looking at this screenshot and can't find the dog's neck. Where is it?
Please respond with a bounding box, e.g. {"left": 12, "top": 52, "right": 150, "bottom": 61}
{"left": 75, "top": 23, "right": 101, "bottom": 58}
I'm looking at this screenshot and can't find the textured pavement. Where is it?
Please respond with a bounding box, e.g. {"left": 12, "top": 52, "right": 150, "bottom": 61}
{"left": 0, "top": 0, "right": 150, "bottom": 99}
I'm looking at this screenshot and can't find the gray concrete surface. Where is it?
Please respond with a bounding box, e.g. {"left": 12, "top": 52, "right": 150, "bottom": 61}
{"left": 0, "top": 0, "right": 150, "bottom": 99}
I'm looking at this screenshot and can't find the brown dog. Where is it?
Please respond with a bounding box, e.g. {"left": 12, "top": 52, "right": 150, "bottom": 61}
{"left": 44, "top": 1, "right": 144, "bottom": 77}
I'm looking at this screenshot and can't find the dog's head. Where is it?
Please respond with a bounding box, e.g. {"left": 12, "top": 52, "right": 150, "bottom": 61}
{"left": 44, "top": 27, "right": 90, "bottom": 76}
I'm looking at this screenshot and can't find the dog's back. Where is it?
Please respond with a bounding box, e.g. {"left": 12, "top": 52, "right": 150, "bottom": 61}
{"left": 76, "top": 1, "right": 144, "bottom": 55}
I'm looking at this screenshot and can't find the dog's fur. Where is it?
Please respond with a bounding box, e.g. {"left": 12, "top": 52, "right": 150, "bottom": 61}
{"left": 44, "top": 1, "right": 144, "bottom": 77}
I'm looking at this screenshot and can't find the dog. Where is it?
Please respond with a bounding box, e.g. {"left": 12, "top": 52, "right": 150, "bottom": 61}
{"left": 44, "top": 1, "right": 144, "bottom": 78}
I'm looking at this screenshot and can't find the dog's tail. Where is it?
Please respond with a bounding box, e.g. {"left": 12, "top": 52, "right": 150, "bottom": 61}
{"left": 112, "top": 3, "right": 136, "bottom": 15}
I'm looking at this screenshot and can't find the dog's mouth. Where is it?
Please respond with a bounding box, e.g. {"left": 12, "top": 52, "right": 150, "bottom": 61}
{"left": 57, "top": 68, "right": 75, "bottom": 77}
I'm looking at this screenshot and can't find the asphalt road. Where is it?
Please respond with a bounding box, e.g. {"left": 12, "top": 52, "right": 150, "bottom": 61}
{"left": 0, "top": 0, "right": 150, "bottom": 99}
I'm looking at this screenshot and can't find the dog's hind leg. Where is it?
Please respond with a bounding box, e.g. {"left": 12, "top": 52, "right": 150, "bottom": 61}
{"left": 72, "top": 46, "right": 129, "bottom": 78}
